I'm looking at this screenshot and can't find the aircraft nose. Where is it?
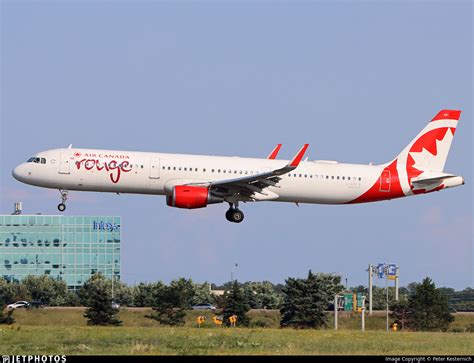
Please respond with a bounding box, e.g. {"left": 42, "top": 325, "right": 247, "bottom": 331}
{"left": 12, "top": 163, "right": 28, "bottom": 182}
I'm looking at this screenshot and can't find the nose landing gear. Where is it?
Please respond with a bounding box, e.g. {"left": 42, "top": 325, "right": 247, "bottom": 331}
{"left": 57, "top": 189, "right": 68, "bottom": 212}
{"left": 225, "top": 202, "right": 244, "bottom": 223}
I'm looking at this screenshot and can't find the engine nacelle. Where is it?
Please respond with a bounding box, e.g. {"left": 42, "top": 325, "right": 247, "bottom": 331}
{"left": 166, "top": 186, "right": 223, "bottom": 209}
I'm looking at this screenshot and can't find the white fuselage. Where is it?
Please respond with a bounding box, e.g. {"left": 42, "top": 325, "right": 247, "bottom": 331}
{"left": 11, "top": 110, "right": 465, "bottom": 221}
{"left": 13, "top": 148, "right": 384, "bottom": 205}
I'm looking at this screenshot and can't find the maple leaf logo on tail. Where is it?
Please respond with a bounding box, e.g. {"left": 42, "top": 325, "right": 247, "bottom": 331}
{"left": 348, "top": 109, "right": 463, "bottom": 204}
{"left": 400, "top": 110, "right": 461, "bottom": 194}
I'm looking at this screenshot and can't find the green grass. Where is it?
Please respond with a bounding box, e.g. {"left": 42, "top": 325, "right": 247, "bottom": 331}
{"left": 11, "top": 308, "right": 474, "bottom": 331}
{"left": 0, "top": 326, "right": 472, "bottom": 355}
{"left": 2, "top": 309, "right": 472, "bottom": 355}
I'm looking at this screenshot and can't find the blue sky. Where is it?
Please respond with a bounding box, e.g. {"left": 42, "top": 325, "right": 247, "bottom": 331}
{"left": 1, "top": 1, "right": 472, "bottom": 289}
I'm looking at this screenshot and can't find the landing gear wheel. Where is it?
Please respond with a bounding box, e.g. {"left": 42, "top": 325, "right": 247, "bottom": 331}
{"left": 231, "top": 209, "right": 244, "bottom": 223}
{"left": 225, "top": 208, "right": 244, "bottom": 223}
{"left": 58, "top": 189, "right": 69, "bottom": 212}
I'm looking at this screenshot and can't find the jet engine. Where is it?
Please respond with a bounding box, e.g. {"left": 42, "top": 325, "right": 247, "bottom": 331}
{"left": 166, "top": 185, "right": 223, "bottom": 209}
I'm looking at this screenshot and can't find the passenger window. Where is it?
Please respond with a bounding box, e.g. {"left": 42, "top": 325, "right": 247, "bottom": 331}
{"left": 337, "top": 176, "right": 339, "bottom": 180}
{"left": 218, "top": 169, "right": 221, "bottom": 173}
{"left": 331, "top": 176, "right": 334, "bottom": 179}
{"left": 41, "top": 158, "right": 46, "bottom": 164}
{"left": 168, "top": 166, "right": 171, "bottom": 170}
{"left": 203, "top": 169, "right": 206, "bottom": 172}
{"left": 358, "top": 177, "right": 361, "bottom": 181}
{"left": 304, "top": 174, "right": 307, "bottom": 178}
{"left": 195, "top": 168, "right": 198, "bottom": 172}
{"left": 348, "top": 177, "right": 350, "bottom": 180}
{"left": 342, "top": 176, "right": 345, "bottom": 180}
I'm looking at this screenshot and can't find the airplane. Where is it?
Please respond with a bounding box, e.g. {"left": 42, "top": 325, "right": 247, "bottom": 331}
{"left": 12, "top": 110, "right": 464, "bottom": 223}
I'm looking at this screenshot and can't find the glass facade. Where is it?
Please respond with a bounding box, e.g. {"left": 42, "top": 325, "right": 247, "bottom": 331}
{"left": 0, "top": 215, "right": 121, "bottom": 290}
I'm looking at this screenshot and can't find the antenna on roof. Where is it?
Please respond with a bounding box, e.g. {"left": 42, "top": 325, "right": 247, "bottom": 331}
{"left": 68, "top": 144, "right": 73, "bottom": 149}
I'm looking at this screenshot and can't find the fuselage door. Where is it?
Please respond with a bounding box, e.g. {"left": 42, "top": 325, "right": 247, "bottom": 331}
{"left": 379, "top": 170, "right": 391, "bottom": 192}
{"left": 59, "top": 152, "right": 71, "bottom": 174}
{"left": 149, "top": 158, "right": 160, "bottom": 179}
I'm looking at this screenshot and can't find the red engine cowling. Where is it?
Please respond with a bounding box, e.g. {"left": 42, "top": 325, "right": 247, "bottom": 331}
{"left": 166, "top": 186, "right": 223, "bottom": 209}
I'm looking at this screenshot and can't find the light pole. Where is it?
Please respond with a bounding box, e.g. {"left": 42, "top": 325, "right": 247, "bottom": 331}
{"left": 230, "top": 263, "right": 238, "bottom": 282}
{"left": 368, "top": 264, "right": 373, "bottom": 316}
{"left": 385, "top": 265, "right": 389, "bottom": 332}
{"left": 361, "top": 296, "right": 366, "bottom": 331}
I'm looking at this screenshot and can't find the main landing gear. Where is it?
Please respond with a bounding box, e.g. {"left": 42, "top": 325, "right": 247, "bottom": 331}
{"left": 225, "top": 202, "right": 244, "bottom": 223}
{"left": 57, "top": 189, "right": 68, "bottom": 212}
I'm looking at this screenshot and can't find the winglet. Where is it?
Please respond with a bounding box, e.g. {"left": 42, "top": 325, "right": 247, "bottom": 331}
{"left": 267, "top": 144, "right": 282, "bottom": 159}
{"left": 289, "top": 144, "right": 309, "bottom": 167}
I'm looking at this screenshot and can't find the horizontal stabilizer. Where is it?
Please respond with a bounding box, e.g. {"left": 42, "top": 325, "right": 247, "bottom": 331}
{"left": 411, "top": 173, "right": 463, "bottom": 186}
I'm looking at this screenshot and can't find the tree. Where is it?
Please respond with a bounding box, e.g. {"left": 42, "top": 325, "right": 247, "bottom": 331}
{"left": 169, "top": 278, "right": 195, "bottom": 309}
{"left": 21, "top": 275, "right": 69, "bottom": 306}
{"left": 0, "top": 308, "right": 14, "bottom": 325}
{"left": 222, "top": 281, "right": 251, "bottom": 326}
{"left": 408, "top": 277, "right": 454, "bottom": 331}
{"left": 133, "top": 282, "right": 163, "bottom": 307}
{"left": 243, "top": 281, "right": 281, "bottom": 309}
{"left": 0, "top": 278, "right": 15, "bottom": 307}
{"left": 192, "top": 282, "right": 214, "bottom": 306}
{"left": 148, "top": 284, "right": 187, "bottom": 326}
{"left": 243, "top": 284, "right": 258, "bottom": 309}
{"left": 280, "top": 271, "right": 343, "bottom": 329}
{"left": 390, "top": 300, "right": 411, "bottom": 330}
{"left": 81, "top": 274, "right": 122, "bottom": 326}
{"left": 111, "top": 279, "right": 134, "bottom": 306}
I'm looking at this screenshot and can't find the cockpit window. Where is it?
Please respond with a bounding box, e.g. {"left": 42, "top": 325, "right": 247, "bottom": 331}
{"left": 26, "top": 157, "right": 45, "bottom": 164}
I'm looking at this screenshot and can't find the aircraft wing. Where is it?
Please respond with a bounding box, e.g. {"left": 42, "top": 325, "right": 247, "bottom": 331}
{"left": 189, "top": 144, "right": 308, "bottom": 201}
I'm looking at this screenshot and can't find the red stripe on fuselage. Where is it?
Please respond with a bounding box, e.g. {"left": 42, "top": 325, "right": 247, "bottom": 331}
{"left": 347, "top": 159, "right": 404, "bottom": 204}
